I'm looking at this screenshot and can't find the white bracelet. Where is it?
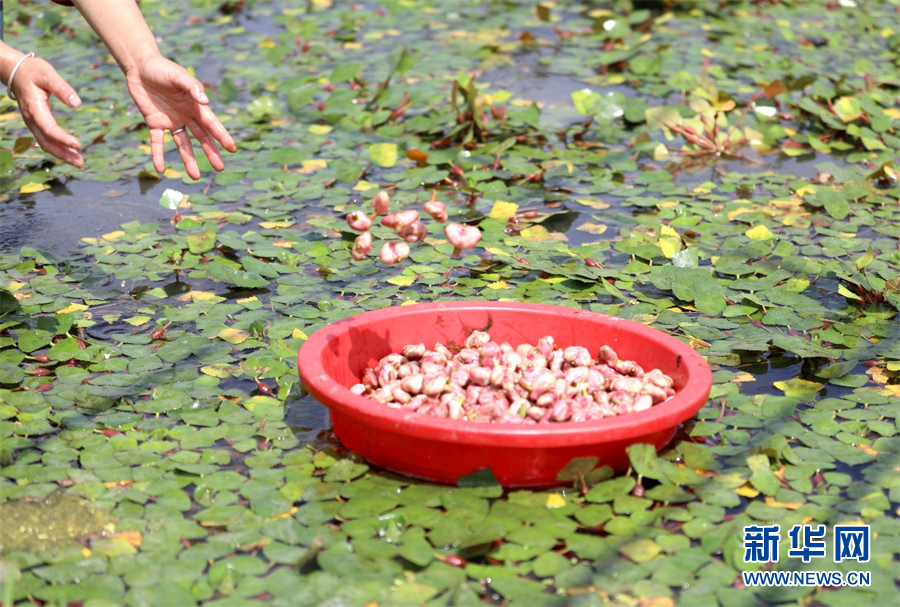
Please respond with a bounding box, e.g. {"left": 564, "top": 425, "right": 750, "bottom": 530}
{"left": 7, "top": 52, "right": 36, "bottom": 101}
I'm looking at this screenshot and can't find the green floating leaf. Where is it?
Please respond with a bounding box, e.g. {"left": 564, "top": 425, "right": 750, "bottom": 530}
{"left": 0, "top": 362, "right": 25, "bottom": 384}
{"left": 369, "top": 142, "right": 398, "bottom": 168}
{"left": 584, "top": 476, "right": 636, "bottom": 503}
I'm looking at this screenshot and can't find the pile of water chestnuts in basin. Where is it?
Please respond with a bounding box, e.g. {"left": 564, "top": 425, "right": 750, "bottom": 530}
{"left": 351, "top": 330, "right": 677, "bottom": 424}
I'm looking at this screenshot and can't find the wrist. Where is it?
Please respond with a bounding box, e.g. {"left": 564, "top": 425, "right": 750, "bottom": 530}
{"left": 121, "top": 47, "right": 162, "bottom": 78}
{"left": 0, "top": 45, "right": 27, "bottom": 86}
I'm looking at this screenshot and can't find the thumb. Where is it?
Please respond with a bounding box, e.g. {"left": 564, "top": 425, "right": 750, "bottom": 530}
{"left": 40, "top": 68, "right": 81, "bottom": 109}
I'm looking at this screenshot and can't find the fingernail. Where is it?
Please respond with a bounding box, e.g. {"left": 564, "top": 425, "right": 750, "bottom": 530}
{"left": 68, "top": 93, "right": 81, "bottom": 107}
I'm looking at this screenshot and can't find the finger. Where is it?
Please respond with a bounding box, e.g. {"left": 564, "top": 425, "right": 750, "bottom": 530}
{"left": 197, "top": 104, "right": 237, "bottom": 153}
{"left": 149, "top": 128, "right": 165, "bottom": 174}
{"left": 191, "top": 81, "right": 210, "bottom": 105}
{"left": 25, "top": 96, "right": 82, "bottom": 152}
{"left": 168, "top": 65, "right": 209, "bottom": 105}
{"left": 192, "top": 123, "right": 225, "bottom": 172}
{"left": 30, "top": 128, "right": 84, "bottom": 169}
{"left": 39, "top": 68, "right": 81, "bottom": 109}
{"left": 173, "top": 128, "right": 201, "bottom": 181}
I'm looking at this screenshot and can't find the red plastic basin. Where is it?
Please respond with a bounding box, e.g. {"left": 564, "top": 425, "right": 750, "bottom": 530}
{"left": 298, "top": 301, "right": 712, "bottom": 488}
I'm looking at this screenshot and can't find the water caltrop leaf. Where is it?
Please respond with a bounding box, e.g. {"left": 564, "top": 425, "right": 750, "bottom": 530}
{"left": 369, "top": 142, "right": 398, "bottom": 167}
{"left": 488, "top": 200, "right": 518, "bottom": 219}
{"left": 627, "top": 444, "right": 668, "bottom": 481}
{"left": 576, "top": 222, "right": 607, "bottom": 235}
{"left": 218, "top": 328, "right": 250, "bottom": 344}
{"left": 745, "top": 225, "right": 774, "bottom": 240}
{"left": 557, "top": 457, "right": 599, "bottom": 482}
{"left": 20, "top": 182, "right": 48, "bottom": 194}
{"left": 187, "top": 230, "right": 216, "bottom": 254}
{"left": 620, "top": 538, "right": 662, "bottom": 563}
{"left": 0, "top": 362, "right": 25, "bottom": 384}
{"left": 457, "top": 468, "right": 501, "bottom": 488}
{"left": 657, "top": 225, "right": 682, "bottom": 258}
{"left": 584, "top": 477, "right": 636, "bottom": 503}
{"left": 773, "top": 377, "right": 821, "bottom": 400}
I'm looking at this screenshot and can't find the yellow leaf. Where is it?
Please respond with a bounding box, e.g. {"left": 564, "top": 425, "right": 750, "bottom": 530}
{"left": 735, "top": 484, "right": 759, "bottom": 498}
{"left": 81, "top": 547, "right": 92, "bottom": 558}
{"left": 838, "top": 284, "right": 862, "bottom": 301}
{"left": 545, "top": 494, "right": 566, "bottom": 509}
{"left": 881, "top": 384, "right": 900, "bottom": 398}
{"left": 540, "top": 276, "right": 566, "bottom": 284}
{"left": 746, "top": 224, "right": 775, "bottom": 240}
{"left": 765, "top": 496, "right": 803, "bottom": 510}
{"left": 81, "top": 237, "right": 101, "bottom": 245}
{"left": 732, "top": 372, "right": 756, "bottom": 383}
{"left": 20, "top": 182, "right": 48, "bottom": 194}
{"left": 201, "top": 364, "right": 241, "bottom": 378}
{"left": 6, "top": 281, "right": 24, "bottom": 292}
{"left": 687, "top": 336, "right": 710, "bottom": 349}
{"left": 727, "top": 207, "right": 755, "bottom": 221}
{"left": 400, "top": 300, "right": 418, "bottom": 306}
{"left": 795, "top": 185, "right": 816, "bottom": 196}
{"left": 343, "top": 42, "right": 363, "bottom": 49}
{"left": 520, "top": 225, "right": 553, "bottom": 241}
{"left": 101, "top": 230, "right": 126, "bottom": 242}
{"left": 115, "top": 530, "right": 143, "bottom": 547}
{"left": 260, "top": 221, "right": 295, "bottom": 229}
{"left": 577, "top": 222, "right": 608, "bottom": 235}
{"left": 884, "top": 108, "right": 900, "bottom": 119}
{"left": 291, "top": 328, "right": 309, "bottom": 340}
{"left": 856, "top": 444, "right": 878, "bottom": 456}
{"left": 218, "top": 328, "right": 250, "bottom": 344}
{"left": 701, "top": 48, "right": 714, "bottom": 57}
{"left": 575, "top": 197, "right": 611, "bottom": 210}
{"left": 308, "top": 124, "right": 333, "bottom": 135}
{"left": 273, "top": 239, "right": 296, "bottom": 248}
{"left": 638, "top": 139, "right": 665, "bottom": 162}
{"left": 274, "top": 506, "right": 300, "bottom": 519}
{"left": 177, "top": 290, "right": 224, "bottom": 303}
{"left": 488, "top": 200, "right": 518, "bottom": 219}
{"left": 486, "top": 280, "right": 512, "bottom": 290}
{"left": 163, "top": 167, "right": 185, "bottom": 179}
{"left": 657, "top": 225, "right": 682, "bottom": 258}
{"left": 299, "top": 159, "right": 328, "bottom": 173}
{"left": 387, "top": 275, "right": 415, "bottom": 286}
{"left": 353, "top": 180, "right": 378, "bottom": 192}
{"left": 630, "top": 314, "right": 658, "bottom": 326}
{"left": 484, "top": 247, "right": 510, "bottom": 257}
{"left": 124, "top": 316, "right": 152, "bottom": 326}
{"left": 237, "top": 297, "right": 259, "bottom": 305}
{"left": 57, "top": 303, "right": 88, "bottom": 315}
{"left": 259, "top": 37, "right": 276, "bottom": 48}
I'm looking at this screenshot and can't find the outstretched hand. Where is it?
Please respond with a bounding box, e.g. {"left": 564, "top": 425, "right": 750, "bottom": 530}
{"left": 9, "top": 56, "right": 84, "bottom": 168}
{"left": 125, "top": 55, "right": 236, "bottom": 180}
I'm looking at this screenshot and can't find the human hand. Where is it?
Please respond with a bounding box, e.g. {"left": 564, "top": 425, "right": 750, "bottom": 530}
{"left": 9, "top": 56, "right": 84, "bottom": 168}
{"left": 125, "top": 55, "right": 236, "bottom": 180}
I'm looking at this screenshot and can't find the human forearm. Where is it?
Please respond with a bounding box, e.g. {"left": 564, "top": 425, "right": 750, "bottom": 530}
{"left": 71, "top": 0, "right": 160, "bottom": 75}
{"left": 0, "top": 41, "right": 29, "bottom": 85}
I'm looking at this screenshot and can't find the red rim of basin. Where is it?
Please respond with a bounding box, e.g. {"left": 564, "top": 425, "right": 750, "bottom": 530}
{"left": 298, "top": 301, "right": 712, "bottom": 448}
